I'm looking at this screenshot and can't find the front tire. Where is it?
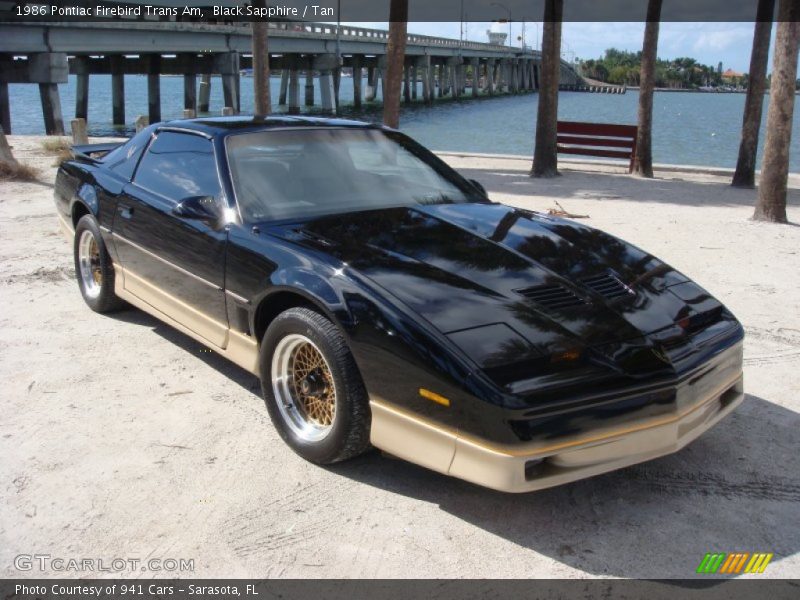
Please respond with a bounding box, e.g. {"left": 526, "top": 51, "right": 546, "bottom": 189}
{"left": 260, "top": 307, "right": 371, "bottom": 464}
{"left": 73, "top": 215, "right": 125, "bottom": 313}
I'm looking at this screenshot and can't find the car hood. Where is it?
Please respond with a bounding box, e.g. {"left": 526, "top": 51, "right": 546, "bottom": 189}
{"left": 266, "top": 203, "right": 729, "bottom": 383}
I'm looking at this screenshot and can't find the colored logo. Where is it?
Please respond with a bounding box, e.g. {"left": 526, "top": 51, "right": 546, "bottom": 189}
{"left": 696, "top": 552, "right": 773, "bottom": 574}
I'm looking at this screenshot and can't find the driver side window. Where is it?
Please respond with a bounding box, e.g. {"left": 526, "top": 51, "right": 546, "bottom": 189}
{"left": 133, "top": 131, "right": 221, "bottom": 202}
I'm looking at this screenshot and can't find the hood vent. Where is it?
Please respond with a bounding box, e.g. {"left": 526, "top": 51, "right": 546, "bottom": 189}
{"left": 516, "top": 284, "right": 586, "bottom": 310}
{"left": 582, "top": 271, "right": 634, "bottom": 300}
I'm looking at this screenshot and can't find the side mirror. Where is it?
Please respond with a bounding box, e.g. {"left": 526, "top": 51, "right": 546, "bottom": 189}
{"left": 469, "top": 179, "right": 487, "bottom": 197}
{"left": 172, "top": 195, "right": 219, "bottom": 221}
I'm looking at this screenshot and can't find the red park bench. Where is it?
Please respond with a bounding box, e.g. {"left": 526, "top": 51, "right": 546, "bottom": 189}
{"left": 556, "top": 121, "right": 639, "bottom": 173}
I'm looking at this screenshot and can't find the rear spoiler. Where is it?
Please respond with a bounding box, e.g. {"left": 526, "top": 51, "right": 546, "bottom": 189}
{"left": 71, "top": 142, "right": 124, "bottom": 163}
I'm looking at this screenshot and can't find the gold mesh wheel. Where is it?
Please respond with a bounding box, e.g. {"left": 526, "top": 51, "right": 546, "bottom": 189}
{"left": 271, "top": 334, "right": 338, "bottom": 441}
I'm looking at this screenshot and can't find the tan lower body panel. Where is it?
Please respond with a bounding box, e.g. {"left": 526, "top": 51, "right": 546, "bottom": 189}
{"left": 370, "top": 374, "right": 744, "bottom": 493}
{"left": 113, "top": 264, "right": 259, "bottom": 375}
{"left": 62, "top": 220, "right": 259, "bottom": 376}
{"left": 121, "top": 267, "right": 228, "bottom": 347}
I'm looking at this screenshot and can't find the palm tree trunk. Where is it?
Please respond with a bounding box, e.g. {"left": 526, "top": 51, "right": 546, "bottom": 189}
{"left": 632, "top": 0, "right": 662, "bottom": 177}
{"left": 252, "top": 6, "right": 271, "bottom": 116}
{"left": 754, "top": 0, "right": 800, "bottom": 223}
{"left": 382, "top": 0, "right": 408, "bottom": 129}
{"left": 531, "top": 0, "right": 563, "bottom": 178}
{"left": 0, "top": 125, "right": 18, "bottom": 165}
{"left": 732, "top": 0, "right": 775, "bottom": 188}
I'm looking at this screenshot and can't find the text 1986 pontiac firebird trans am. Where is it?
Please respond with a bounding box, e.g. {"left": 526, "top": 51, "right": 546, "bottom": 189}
{"left": 55, "top": 116, "right": 744, "bottom": 492}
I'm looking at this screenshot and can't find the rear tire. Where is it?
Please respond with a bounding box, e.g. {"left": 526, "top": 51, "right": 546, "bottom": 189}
{"left": 73, "top": 215, "right": 125, "bottom": 313}
{"left": 260, "top": 307, "right": 371, "bottom": 464}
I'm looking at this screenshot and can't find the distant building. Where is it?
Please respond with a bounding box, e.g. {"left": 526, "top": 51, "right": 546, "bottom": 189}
{"left": 722, "top": 68, "right": 744, "bottom": 80}
{"left": 487, "top": 21, "right": 508, "bottom": 46}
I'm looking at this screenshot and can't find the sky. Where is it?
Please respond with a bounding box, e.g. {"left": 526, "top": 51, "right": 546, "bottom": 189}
{"left": 341, "top": 22, "right": 776, "bottom": 73}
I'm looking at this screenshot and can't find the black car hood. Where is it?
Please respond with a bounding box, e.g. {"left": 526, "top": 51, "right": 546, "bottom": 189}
{"left": 268, "top": 203, "right": 727, "bottom": 382}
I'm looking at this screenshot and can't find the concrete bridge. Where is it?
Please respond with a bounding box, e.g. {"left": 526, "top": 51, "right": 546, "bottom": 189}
{"left": 0, "top": 20, "right": 582, "bottom": 134}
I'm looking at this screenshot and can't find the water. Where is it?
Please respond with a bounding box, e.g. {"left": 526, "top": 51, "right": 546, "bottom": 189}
{"left": 7, "top": 74, "right": 800, "bottom": 171}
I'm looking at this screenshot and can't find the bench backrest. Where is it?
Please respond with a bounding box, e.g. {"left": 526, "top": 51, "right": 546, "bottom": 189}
{"left": 556, "top": 121, "right": 638, "bottom": 172}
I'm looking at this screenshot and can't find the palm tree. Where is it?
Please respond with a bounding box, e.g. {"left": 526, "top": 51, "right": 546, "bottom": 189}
{"left": 754, "top": 0, "right": 800, "bottom": 223}
{"left": 0, "top": 125, "right": 18, "bottom": 165}
{"left": 732, "top": 0, "right": 775, "bottom": 188}
{"left": 382, "top": 0, "right": 409, "bottom": 129}
{"left": 531, "top": 0, "right": 564, "bottom": 178}
{"left": 252, "top": 2, "right": 271, "bottom": 116}
{"left": 632, "top": 0, "right": 662, "bottom": 177}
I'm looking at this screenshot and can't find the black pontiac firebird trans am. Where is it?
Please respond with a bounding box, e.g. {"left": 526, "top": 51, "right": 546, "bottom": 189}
{"left": 54, "top": 116, "right": 744, "bottom": 493}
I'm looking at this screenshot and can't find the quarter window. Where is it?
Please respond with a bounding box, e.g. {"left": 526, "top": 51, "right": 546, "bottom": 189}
{"left": 104, "top": 128, "right": 150, "bottom": 180}
{"left": 133, "top": 131, "right": 220, "bottom": 201}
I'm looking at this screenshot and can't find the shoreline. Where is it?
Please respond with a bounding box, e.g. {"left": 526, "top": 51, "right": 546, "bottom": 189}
{"left": 435, "top": 150, "right": 800, "bottom": 183}
{"left": 5, "top": 134, "right": 798, "bottom": 185}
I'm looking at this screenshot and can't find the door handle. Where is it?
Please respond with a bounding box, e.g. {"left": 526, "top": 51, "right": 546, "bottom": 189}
{"left": 119, "top": 205, "right": 134, "bottom": 219}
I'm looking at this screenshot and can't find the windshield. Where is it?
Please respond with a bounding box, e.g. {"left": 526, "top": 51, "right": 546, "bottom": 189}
{"left": 225, "top": 128, "right": 482, "bottom": 222}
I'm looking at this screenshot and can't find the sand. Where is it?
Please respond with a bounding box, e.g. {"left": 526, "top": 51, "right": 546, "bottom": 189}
{"left": 1, "top": 135, "right": 798, "bottom": 579}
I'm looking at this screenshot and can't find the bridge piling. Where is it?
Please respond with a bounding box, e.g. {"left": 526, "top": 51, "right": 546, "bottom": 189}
{"left": 39, "top": 83, "right": 64, "bottom": 135}
{"left": 0, "top": 82, "right": 9, "bottom": 133}
{"left": 448, "top": 63, "right": 454, "bottom": 96}
{"left": 182, "top": 55, "right": 197, "bottom": 113}
{"left": 287, "top": 67, "right": 300, "bottom": 115}
{"left": 146, "top": 55, "right": 161, "bottom": 123}
{"left": 110, "top": 56, "right": 125, "bottom": 125}
{"left": 305, "top": 66, "right": 315, "bottom": 107}
{"left": 526, "top": 60, "right": 532, "bottom": 91}
{"left": 217, "top": 52, "right": 240, "bottom": 115}
{"left": 198, "top": 74, "right": 211, "bottom": 113}
{"left": 365, "top": 67, "right": 376, "bottom": 102}
{"left": 319, "top": 71, "right": 335, "bottom": 115}
{"left": 427, "top": 62, "right": 434, "bottom": 98}
{"left": 525, "top": 60, "right": 532, "bottom": 91}
{"left": 222, "top": 74, "right": 237, "bottom": 113}
{"left": 447, "top": 59, "right": 458, "bottom": 98}
{"left": 278, "top": 70, "right": 288, "bottom": 105}
{"left": 74, "top": 56, "right": 89, "bottom": 121}
{"left": 27, "top": 53, "right": 67, "bottom": 135}
{"left": 470, "top": 58, "right": 479, "bottom": 97}
{"left": 521, "top": 60, "right": 528, "bottom": 91}
{"left": 333, "top": 67, "right": 341, "bottom": 112}
{"left": 416, "top": 55, "right": 431, "bottom": 105}
{"left": 71, "top": 118, "right": 88, "bottom": 144}
{"left": 351, "top": 55, "right": 362, "bottom": 108}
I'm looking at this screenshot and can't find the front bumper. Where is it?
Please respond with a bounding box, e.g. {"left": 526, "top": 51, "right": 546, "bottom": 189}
{"left": 370, "top": 343, "right": 744, "bottom": 493}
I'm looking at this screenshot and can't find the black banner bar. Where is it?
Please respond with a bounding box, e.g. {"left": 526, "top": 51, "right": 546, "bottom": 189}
{"left": 0, "top": 0, "right": 796, "bottom": 23}
{"left": 3, "top": 580, "right": 800, "bottom": 600}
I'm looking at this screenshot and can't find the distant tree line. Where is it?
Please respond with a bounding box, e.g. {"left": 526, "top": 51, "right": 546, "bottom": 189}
{"left": 578, "top": 48, "right": 747, "bottom": 89}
